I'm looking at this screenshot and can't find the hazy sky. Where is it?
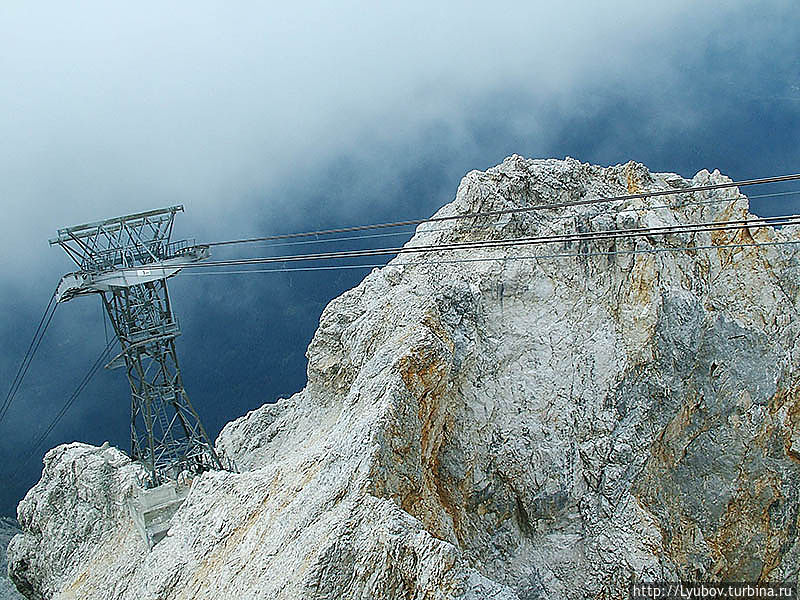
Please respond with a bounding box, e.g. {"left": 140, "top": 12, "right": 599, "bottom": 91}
{"left": 0, "top": 1, "right": 798, "bottom": 514}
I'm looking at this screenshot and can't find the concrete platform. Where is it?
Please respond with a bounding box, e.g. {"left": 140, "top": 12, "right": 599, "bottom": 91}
{"left": 128, "top": 482, "right": 189, "bottom": 549}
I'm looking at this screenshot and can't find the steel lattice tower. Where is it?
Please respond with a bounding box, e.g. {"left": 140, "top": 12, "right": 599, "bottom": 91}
{"left": 50, "top": 205, "right": 223, "bottom": 487}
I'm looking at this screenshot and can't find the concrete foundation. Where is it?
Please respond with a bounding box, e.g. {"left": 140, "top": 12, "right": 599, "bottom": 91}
{"left": 128, "top": 482, "right": 189, "bottom": 549}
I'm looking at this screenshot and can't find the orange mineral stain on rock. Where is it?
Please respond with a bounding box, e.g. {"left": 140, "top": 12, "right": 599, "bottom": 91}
{"left": 625, "top": 163, "right": 642, "bottom": 194}
{"left": 391, "top": 314, "right": 462, "bottom": 543}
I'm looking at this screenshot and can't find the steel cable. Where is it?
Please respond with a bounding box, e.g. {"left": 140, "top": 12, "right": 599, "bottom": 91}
{"left": 206, "top": 173, "right": 800, "bottom": 248}
{"left": 212, "top": 188, "right": 800, "bottom": 253}
{"left": 154, "top": 214, "right": 800, "bottom": 271}
{"left": 9, "top": 337, "right": 117, "bottom": 479}
{"left": 179, "top": 238, "right": 800, "bottom": 276}
{"left": 0, "top": 289, "right": 58, "bottom": 425}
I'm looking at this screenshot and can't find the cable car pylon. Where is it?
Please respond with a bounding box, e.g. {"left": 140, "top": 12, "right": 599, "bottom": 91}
{"left": 50, "top": 206, "right": 229, "bottom": 547}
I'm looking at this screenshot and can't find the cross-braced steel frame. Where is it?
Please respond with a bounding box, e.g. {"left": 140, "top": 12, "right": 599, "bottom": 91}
{"left": 50, "top": 206, "right": 223, "bottom": 487}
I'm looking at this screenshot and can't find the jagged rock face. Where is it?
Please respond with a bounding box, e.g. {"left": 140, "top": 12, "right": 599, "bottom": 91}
{"left": 8, "top": 157, "right": 800, "bottom": 599}
{"left": 1, "top": 517, "right": 23, "bottom": 600}
{"left": 7, "top": 443, "right": 144, "bottom": 600}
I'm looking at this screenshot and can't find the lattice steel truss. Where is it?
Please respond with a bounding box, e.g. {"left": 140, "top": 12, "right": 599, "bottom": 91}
{"left": 50, "top": 205, "right": 224, "bottom": 487}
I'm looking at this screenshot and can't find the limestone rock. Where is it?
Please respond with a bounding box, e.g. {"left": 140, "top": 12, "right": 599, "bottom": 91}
{"left": 1, "top": 517, "right": 23, "bottom": 600}
{"left": 9, "top": 157, "right": 800, "bottom": 599}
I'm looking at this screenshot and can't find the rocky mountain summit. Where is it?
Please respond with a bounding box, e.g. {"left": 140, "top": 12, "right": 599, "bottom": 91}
{"left": 7, "top": 157, "right": 800, "bottom": 599}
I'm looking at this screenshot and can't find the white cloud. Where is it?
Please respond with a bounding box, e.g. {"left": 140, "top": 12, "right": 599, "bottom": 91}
{"left": 0, "top": 0, "right": 790, "bottom": 282}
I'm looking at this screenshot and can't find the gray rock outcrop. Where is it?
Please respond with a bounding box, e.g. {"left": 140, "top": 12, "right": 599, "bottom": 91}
{"left": 8, "top": 157, "right": 800, "bottom": 599}
{"left": 1, "top": 517, "right": 23, "bottom": 600}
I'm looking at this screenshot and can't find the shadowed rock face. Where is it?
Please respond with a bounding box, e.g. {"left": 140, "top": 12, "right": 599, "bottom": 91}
{"left": 8, "top": 157, "right": 800, "bottom": 599}
{"left": 1, "top": 517, "right": 23, "bottom": 600}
